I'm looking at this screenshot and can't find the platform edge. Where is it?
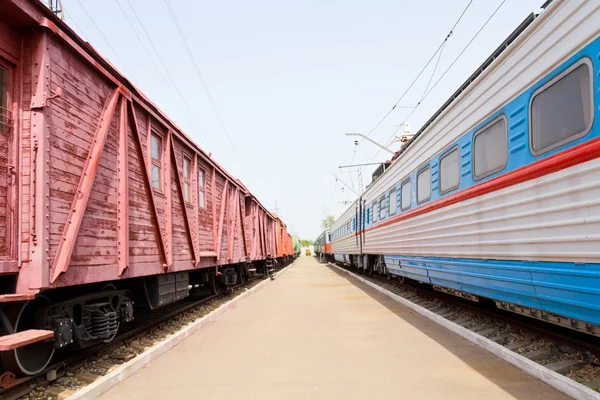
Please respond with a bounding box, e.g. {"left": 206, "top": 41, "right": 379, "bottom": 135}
{"left": 65, "top": 265, "right": 292, "bottom": 400}
{"left": 328, "top": 263, "right": 600, "bottom": 400}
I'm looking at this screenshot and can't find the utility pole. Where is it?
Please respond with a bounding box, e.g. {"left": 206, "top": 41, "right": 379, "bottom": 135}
{"left": 273, "top": 201, "right": 280, "bottom": 215}
{"left": 338, "top": 162, "right": 378, "bottom": 194}
{"left": 357, "top": 167, "right": 363, "bottom": 194}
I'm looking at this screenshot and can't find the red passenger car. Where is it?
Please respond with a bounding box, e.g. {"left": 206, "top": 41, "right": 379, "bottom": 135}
{"left": 0, "top": 0, "right": 292, "bottom": 376}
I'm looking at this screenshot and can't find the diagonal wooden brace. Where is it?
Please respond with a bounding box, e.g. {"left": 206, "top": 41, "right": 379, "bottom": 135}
{"left": 215, "top": 180, "right": 228, "bottom": 262}
{"left": 128, "top": 101, "right": 169, "bottom": 269}
{"left": 50, "top": 89, "right": 120, "bottom": 283}
{"left": 239, "top": 196, "right": 248, "bottom": 258}
{"left": 169, "top": 137, "right": 198, "bottom": 265}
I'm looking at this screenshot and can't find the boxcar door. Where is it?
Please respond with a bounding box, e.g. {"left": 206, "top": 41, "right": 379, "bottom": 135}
{"left": 0, "top": 62, "right": 14, "bottom": 259}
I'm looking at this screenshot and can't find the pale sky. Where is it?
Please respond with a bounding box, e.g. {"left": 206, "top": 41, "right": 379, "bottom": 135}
{"left": 60, "top": 0, "right": 544, "bottom": 240}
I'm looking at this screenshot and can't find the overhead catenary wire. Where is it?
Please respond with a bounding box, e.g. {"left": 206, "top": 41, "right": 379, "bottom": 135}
{"left": 163, "top": 0, "right": 245, "bottom": 170}
{"left": 368, "top": 0, "right": 508, "bottom": 164}
{"left": 74, "top": 0, "right": 136, "bottom": 83}
{"left": 359, "top": 0, "right": 474, "bottom": 143}
{"left": 62, "top": 9, "right": 89, "bottom": 42}
{"left": 365, "top": 30, "right": 448, "bottom": 163}
{"left": 422, "top": 0, "right": 508, "bottom": 102}
{"left": 418, "top": 40, "right": 447, "bottom": 105}
{"left": 123, "top": 0, "right": 213, "bottom": 150}
{"left": 114, "top": 0, "right": 180, "bottom": 106}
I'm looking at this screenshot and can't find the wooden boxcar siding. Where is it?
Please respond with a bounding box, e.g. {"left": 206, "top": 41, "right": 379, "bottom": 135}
{"left": 0, "top": 18, "right": 22, "bottom": 266}
{"left": 244, "top": 200, "right": 272, "bottom": 261}
{"left": 259, "top": 210, "right": 272, "bottom": 258}
{"left": 39, "top": 31, "right": 200, "bottom": 286}
{"left": 243, "top": 200, "right": 256, "bottom": 260}
{"left": 196, "top": 158, "right": 214, "bottom": 256}
{"left": 46, "top": 33, "right": 115, "bottom": 276}
{"left": 169, "top": 141, "right": 192, "bottom": 267}
{"left": 20, "top": 35, "right": 32, "bottom": 271}
{"left": 0, "top": 78, "right": 8, "bottom": 256}
{"left": 0, "top": 19, "right": 20, "bottom": 62}
{"left": 125, "top": 104, "right": 162, "bottom": 277}
{"left": 263, "top": 217, "right": 274, "bottom": 257}
{"left": 254, "top": 205, "right": 266, "bottom": 259}
{"left": 1, "top": 2, "right": 289, "bottom": 292}
{"left": 277, "top": 221, "right": 284, "bottom": 257}
{"left": 215, "top": 173, "right": 230, "bottom": 262}
{"left": 17, "top": 30, "right": 50, "bottom": 293}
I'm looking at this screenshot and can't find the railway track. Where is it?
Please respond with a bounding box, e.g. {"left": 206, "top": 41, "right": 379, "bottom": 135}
{"left": 330, "top": 262, "right": 600, "bottom": 394}
{"left": 1, "top": 272, "right": 275, "bottom": 400}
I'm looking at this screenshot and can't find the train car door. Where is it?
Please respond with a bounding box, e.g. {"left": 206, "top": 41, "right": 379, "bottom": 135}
{"left": 0, "top": 61, "right": 14, "bottom": 260}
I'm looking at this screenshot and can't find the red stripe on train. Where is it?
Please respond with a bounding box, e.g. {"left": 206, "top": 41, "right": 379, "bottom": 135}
{"left": 331, "top": 136, "right": 600, "bottom": 240}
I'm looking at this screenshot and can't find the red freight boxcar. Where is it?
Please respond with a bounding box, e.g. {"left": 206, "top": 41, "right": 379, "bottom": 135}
{"left": 0, "top": 0, "right": 292, "bottom": 376}
{"left": 271, "top": 214, "right": 294, "bottom": 264}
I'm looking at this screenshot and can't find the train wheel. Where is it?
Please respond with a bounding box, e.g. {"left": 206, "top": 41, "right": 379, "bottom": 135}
{"left": 2, "top": 296, "right": 55, "bottom": 375}
{"left": 209, "top": 273, "right": 222, "bottom": 296}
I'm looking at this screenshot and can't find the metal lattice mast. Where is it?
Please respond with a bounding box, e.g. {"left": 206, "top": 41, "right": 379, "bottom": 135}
{"left": 47, "top": 0, "right": 65, "bottom": 21}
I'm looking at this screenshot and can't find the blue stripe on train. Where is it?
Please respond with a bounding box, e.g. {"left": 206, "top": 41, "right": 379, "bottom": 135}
{"left": 384, "top": 255, "right": 600, "bottom": 326}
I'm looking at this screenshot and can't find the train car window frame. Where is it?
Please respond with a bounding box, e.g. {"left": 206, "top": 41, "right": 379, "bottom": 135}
{"left": 439, "top": 146, "right": 461, "bottom": 194}
{"left": 0, "top": 62, "right": 12, "bottom": 136}
{"left": 379, "top": 196, "right": 386, "bottom": 220}
{"left": 182, "top": 155, "right": 192, "bottom": 203}
{"left": 389, "top": 188, "right": 397, "bottom": 216}
{"left": 372, "top": 201, "right": 377, "bottom": 223}
{"left": 473, "top": 115, "right": 508, "bottom": 180}
{"left": 401, "top": 179, "right": 411, "bottom": 211}
{"left": 150, "top": 132, "right": 163, "bottom": 192}
{"left": 529, "top": 57, "right": 594, "bottom": 156}
{"left": 417, "top": 166, "right": 431, "bottom": 204}
{"left": 198, "top": 167, "right": 206, "bottom": 208}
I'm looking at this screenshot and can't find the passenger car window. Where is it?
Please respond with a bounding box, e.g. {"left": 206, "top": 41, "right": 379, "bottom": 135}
{"left": 473, "top": 117, "right": 507, "bottom": 179}
{"left": 379, "top": 196, "right": 386, "bottom": 220}
{"left": 417, "top": 166, "right": 431, "bottom": 204}
{"left": 198, "top": 169, "right": 205, "bottom": 208}
{"left": 151, "top": 133, "right": 162, "bottom": 190}
{"left": 372, "top": 201, "right": 377, "bottom": 223}
{"left": 530, "top": 60, "right": 593, "bottom": 155}
{"left": 440, "top": 147, "right": 460, "bottom": 193}
{"left": 389, "top": 188, "right": 397, "bottom": 215}
{"left": 401, "top": 180, "right": 411, "bottom": 210}
{"left": 183, "top": 157, "right": 191, "bottom": 202}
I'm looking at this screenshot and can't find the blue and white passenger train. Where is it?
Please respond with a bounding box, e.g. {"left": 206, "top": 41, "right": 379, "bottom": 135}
{"left": 327, "top": 0, "right": 600, "bottom": 335}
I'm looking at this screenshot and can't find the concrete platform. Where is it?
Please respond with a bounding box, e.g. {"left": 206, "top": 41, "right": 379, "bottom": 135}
{"left": 98, "top": 257, "right": 568, "bottom": 400}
